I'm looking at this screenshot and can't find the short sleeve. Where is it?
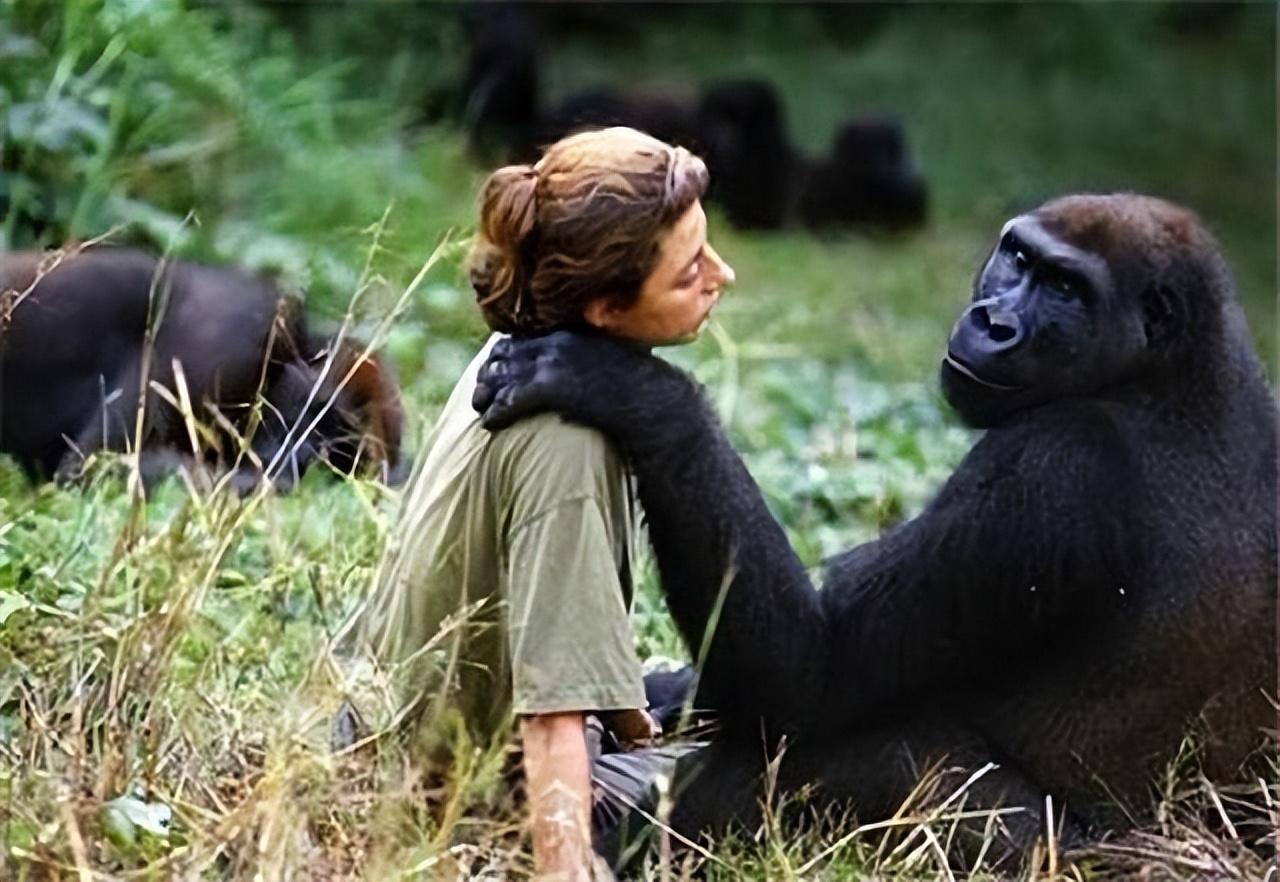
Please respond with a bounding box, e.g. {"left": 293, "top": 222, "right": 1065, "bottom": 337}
{"left": 506, "top": 497, "right": 646, "bottom": 715}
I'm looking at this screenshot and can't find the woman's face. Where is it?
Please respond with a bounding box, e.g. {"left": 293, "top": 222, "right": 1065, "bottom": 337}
{"left": 584, "top": 201, "right": 735, "bottom": 346}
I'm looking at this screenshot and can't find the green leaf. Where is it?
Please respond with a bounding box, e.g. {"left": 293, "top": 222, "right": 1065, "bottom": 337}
{"left": 7, "top": 99, "right": 109, "bottom": 150}
{"left": 102, "top": 795, "right": 172, "bottom": 848}
{"left": 0, "top": 591, "right": 28, "bottom": 626}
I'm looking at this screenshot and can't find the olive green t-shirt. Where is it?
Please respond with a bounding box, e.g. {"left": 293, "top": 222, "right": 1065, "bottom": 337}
{"left": 352, "top": 335, "right": 646, "bottom": 747}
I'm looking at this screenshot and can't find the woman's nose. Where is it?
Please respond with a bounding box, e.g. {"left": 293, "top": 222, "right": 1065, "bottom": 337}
{"left": 705, "top": 243, "right": 735, "bottom": 287}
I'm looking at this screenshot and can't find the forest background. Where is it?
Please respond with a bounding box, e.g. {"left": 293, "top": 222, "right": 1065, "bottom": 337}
{"left": 1, "top": 2, "right": 1276, "bottom": 879}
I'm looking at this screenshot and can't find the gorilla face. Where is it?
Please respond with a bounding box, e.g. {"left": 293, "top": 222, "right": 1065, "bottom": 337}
{"left": 941, "top": 211, "right": 1147, "bottom": 427}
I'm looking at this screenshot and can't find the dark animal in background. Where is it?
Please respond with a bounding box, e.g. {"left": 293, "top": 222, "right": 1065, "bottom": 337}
{"left": 474, "top": 194, "right": 1277, "bottom": 860}
{"left": 511, "top": 75, "right": 796, "bottom": 230}
{"left": 457, "top": 2, "right": 541, "bottom": 160}
{"left": 1160, "top": 1, "right": 1246, "bottom": 36}
{"left": 531, "top": 85, "right": 702, "bottom": 165}
{"left": 696, "top": 79, "right": 797, "bottom": 230}
{"left": 533, "top": 88, "right": 929, "bottom": 230}
{"left": 799, "top": 116, "right": 928, "bottom": 229}
{"left": 455, "top": 1, "right": 700, "bottom": 163}
{"left": 528, "top": 77, "right": 874, "bottom": 233}
{"left": 452, "top": 5, "right": 929, "bottom": 233}
{"left": 0, "top": 249, "right": 403, "bottom": 491}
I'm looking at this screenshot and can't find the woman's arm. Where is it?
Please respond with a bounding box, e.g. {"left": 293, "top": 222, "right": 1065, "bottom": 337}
{"left": 520, "top": 712, "right": 597, "bottom": 881}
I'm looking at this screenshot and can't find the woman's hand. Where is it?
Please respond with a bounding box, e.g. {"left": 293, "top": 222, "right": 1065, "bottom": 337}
{"left": 601, "top": 708, "right": 662, "bottom": 747}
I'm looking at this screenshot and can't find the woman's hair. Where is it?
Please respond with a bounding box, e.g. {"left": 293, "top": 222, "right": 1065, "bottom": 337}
{"left": 469, "top": 126, "right": 709, "bottom": 335}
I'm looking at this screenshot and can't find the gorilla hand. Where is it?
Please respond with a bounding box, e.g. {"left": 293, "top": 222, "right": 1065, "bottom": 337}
{"left": 472, "top": 331, "right": 600, "bottom": 430}
{"left": 473, "top": 331, "right": 699, "bottom": 453}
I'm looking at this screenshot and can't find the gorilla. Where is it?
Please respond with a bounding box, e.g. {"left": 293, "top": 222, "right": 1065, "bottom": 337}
{"left": 452, "top": 16, "right": 931, "bottom": 237}
{"left": 0, "top": 248, "right": 403, "bottom": 491}
{"left": 456, "top": 2, "right": 542, "bottom": 160}
{"left": 474, "top": 195, "right": 1277, "bottom": 859}
{"left": 696, "top": 79, "right": 797, "bottom": 230}
{"left": 531, "top": 86, "right": 703, "bottom": 165}
{"left": 526, "top": 77, "right": 801, "bottom": 233}
{"left": 798, "top": 116, "right": 929, "bottom": 230}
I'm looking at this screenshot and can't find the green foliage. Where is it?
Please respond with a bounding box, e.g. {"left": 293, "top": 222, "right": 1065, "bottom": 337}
{"left": 1, "top": 0, "right": 477, "bottom": 308}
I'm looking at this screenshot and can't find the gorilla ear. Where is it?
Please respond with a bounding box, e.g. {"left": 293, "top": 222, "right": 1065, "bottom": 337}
{"left": 1140, "top": 284, "right": 1180, "bottom": 350}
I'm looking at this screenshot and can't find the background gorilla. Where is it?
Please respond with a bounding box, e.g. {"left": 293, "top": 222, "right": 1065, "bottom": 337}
{"left": 526, "top": 80, "right": 929, "bottom": 233}
{"left": 530, "top": 78, "right": 799, "bottom": 230}
{"left": 695, "top": 79, "right": 797, "bottom": 230}
{"left": 455, "top": 2, "right": 541, "bottom": 161}
{"left": 452, "top": 1, "right": 930, "bottom": 233}
{"left": 0, "top": 248, "right": 403, "bottom": 491}
{"left": 530, "top": 86, "right": 703, "bottom": 166}
{"left": 798, "top": 116, "right": 928, "bottom": 229}
{"left": 475, "top": 194, "right": 1277, "bottom": 856}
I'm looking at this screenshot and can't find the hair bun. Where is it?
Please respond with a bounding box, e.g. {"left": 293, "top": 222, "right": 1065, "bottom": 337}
{"left": 471, "top": 165, "right": 539, "bottom": 330}
{"left": 479, "top": 165, "right": 538, "bottom": 252}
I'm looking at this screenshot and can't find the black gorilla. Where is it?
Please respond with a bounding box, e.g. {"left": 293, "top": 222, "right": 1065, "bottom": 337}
{"left": 531, "top": 87, "right": 702, "bottom": 164}
{"left": 475, "top": 195, "right": 1277, "bottom": 857}
{"left": 696, "top": 79, "right": 797, "bottom": 230}
{"left": 798, "top": 116, "right": 928, "bottom": 229}
{"left": 0, "top": 248, "right": 403, "bottom": 491}
{"left": 456, "top": 3, "right": 542, "bottom": 160}
{"left": 530, "top": 78, "right": 795, "bottom": 232}
{"left": 453, "top": 6, "right": 931, "bottom": 235}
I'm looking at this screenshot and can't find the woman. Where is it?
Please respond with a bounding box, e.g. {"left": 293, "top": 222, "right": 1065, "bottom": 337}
{"left": 348, "top": 127, "right": 734, "bottom": 879}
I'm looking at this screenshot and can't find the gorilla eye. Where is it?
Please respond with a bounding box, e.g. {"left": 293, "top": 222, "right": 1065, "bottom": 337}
{"left": 1014, "top": 250, "right": 1030, "bottom": 271}
{"left": 1045, "top": 268, "right": 1085, "bottom": 301}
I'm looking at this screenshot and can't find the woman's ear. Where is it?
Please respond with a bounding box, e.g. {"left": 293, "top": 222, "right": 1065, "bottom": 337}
{"left": 582, "top": 296, "right": 622, "bottom": 332}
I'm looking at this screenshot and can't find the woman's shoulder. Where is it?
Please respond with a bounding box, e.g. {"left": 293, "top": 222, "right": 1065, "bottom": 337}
{"left": 493, "top": 411, "right": 620, "bottom": 467}
{"left": 484, "top": 417, "right": 626, "bottom": 518}
{"left": 435, "top": 334, "right": 627, "bottom": 480}
{"left": 494, "top": 412, "right": 630, "bottom": 529}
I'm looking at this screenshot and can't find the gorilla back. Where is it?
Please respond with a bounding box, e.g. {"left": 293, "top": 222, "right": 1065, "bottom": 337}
{"left": 474, "top": 194, "right": 1277, "bottom": 854}
{"left": 0, "top": 248, "right": 403, "bottom": 489}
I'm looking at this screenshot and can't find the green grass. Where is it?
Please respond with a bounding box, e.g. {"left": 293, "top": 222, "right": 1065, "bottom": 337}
{"left": 0, "top": 2, "right": 1276, "bottom": 879}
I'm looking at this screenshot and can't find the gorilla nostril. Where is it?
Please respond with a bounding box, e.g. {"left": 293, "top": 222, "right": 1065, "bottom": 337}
{"left": 961, "top": 303, "right": 1021, "bottom": 349}
{"left": 984, "top": 309, "right": 1021, "bottom": 346}
{"left": 990, "top": 324, "right": 1017, "bottom": 344}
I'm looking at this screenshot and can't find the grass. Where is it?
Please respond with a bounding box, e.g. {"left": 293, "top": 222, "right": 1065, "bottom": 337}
{"left": 1, "top": 2, "right": 1276, "bottom": 879}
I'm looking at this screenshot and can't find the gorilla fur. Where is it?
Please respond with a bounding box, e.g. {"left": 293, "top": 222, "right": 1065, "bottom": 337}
{"left": 798, "top": 116, "right": 928, "bottom": 229}
{"left": 0, "top": 248, "right": 403, "bottom": 491}
{"left": 474, "top": 194, "right": 1277, "bottom": 859}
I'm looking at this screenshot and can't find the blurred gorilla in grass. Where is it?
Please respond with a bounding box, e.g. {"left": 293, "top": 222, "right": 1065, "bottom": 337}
{"left": 0, "top": 248, "right": 403, "bottom": 492}
{"left": 474, "top": 194, "right": 1277, "bottom": 864}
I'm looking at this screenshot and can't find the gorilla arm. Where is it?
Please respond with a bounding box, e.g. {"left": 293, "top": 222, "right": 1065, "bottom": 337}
{"left": 640, "top": 404, "right": 828, "bottom": 741}
{"left": 475, "top": 332, "right": 827, "bottom": 741}
{"left": 821, "top": 403, "right": 1138, "bottom": 723}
